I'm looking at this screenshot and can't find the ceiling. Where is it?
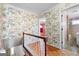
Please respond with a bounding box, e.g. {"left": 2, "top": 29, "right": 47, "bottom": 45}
{"left": 10, "top": 3, "right": 57, "bottom": 14}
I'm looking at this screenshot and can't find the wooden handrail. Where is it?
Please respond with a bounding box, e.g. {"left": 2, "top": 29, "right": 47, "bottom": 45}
{"left": 22, "top": 32, "right": 47, "bottom": 56}
{"left": 23, "top": 32, "right": 47, "bottom": 39}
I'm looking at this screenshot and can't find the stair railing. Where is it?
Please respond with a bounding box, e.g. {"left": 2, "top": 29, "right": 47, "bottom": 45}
{"left": 22, "top": 32, "right": 47, "bottom": 56}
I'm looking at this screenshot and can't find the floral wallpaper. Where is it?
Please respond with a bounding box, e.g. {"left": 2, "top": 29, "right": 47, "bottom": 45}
{"left": 0, "top": 4, "right": 39, "bottom": 48}
{"left": 42, "top": 3, "right": 79, "bottom": 48}
{"left": 0, "top": 4, "right": 5, "bottom": 48}
{"left": 0, "top": 3, "right": 78, "bottom": 50}
{"left": 43, "top": 6, "right": 61, "bottom": 48}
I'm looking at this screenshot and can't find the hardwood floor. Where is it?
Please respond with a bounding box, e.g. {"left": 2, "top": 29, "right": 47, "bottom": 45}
{"left": 46, "top": 45, "right": 79, "bottom": 56}
{"left": 25, "top": 42, "right": 79, "bottom": 56}
{"left": 46, "top": 45, "right": 62, "bottom": 56}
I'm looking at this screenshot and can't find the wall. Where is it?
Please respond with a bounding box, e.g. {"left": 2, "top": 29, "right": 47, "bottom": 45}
{"left": 0, "top": 4, "right": 5, "bottom": 48}
{"left": 72, "top": 25, "right": 79, "bottom": 34}
{"left": 41, "top": 5, "right": 61, "bottom": 48}
{"left": 40, "top": 3, "right": 79, "bottom": 48}
{"left": 0, "top": 4, "right": 39, "bottom": 55}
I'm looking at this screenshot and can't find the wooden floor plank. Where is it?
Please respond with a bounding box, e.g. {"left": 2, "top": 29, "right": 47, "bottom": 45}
{"left": 25, "top": 43, "right": 79, "bottom": 56}
{"left": 46, "top": 45, "right": 79, "bottom": 56}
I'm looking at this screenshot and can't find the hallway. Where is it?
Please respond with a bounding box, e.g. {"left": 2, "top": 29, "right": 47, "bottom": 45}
{"left": 0, "top": 3, "right": 79, "bottom": 56}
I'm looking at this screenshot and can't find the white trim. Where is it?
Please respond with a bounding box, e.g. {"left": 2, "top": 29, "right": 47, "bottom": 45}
{"left": 61, "top": 4, "right": 79, "bottom": 12}
{"left": 59, "top": 8, "right": 62, "bottom": 49}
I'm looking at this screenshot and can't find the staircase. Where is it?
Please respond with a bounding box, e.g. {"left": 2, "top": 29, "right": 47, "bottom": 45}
{"left": 23, "top": 32, "right": 79, "bottom": 56}
{"left": 0, "top": 32, "right": 79, "bottom": 56}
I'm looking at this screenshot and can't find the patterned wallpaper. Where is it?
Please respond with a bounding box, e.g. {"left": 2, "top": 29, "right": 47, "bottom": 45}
{"left": 42, "top": 6, "right": 61, "bottom": 48}
{"left": 41, "top": 3, "right": 79, "bottom": 48}
{"left": 0, "top": 3, "right": 78, "bottom": 49}
{"left": 0, "top": 4, "right": 39, "bottom": 48}
{"left": 0, "top": 4, "right": 5, "bottom": 48}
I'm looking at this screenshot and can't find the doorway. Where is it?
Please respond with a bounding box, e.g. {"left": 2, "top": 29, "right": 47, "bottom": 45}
{"left": 39, "top": 18, "right": 46, "bottom": 37}
{"left": 62, "top": 5, "right": 79, "bottom": 54}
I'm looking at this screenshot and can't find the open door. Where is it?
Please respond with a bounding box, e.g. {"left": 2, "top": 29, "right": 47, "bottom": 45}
{"left": 62, "top": 5, "right": 79, "bottom": 54}
{"left": 39, "top": 18, "right": 46, "bottom": 37}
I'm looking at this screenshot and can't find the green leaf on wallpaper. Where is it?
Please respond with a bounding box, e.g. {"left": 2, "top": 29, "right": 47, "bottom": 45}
{"left": 48, "top": 40, "right": 53, "bottom": 44}
{"left": 48, "top": 32, "right": 51, "bottom": 35}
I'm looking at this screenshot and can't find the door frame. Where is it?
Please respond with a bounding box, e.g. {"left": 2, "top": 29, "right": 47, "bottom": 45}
{"left": 61, "top": 4, "right": 79, "bottom": 49}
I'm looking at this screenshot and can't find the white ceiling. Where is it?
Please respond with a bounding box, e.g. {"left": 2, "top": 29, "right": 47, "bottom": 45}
{"left": 10, "top": 3, "right": 57, "bottom": 14}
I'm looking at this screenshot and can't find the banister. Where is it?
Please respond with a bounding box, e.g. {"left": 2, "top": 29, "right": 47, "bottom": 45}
{"left": 22, "top": 32, "right": 47, "bottom": 56}
{"left": 23, "top": 32, "right": 47, "bottom": 39}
